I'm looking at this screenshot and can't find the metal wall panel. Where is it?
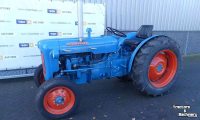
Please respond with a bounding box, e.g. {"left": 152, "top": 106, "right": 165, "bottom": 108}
{"left": 53, "top": 0, "right": 200, "bottom": 31}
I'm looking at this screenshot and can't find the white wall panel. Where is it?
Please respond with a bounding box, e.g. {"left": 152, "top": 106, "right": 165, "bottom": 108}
{"left": 0, "top": 0, "right": 105, "bottom": 70}
{"left": 53, "top": 0, "right": 200, "bottom": 31}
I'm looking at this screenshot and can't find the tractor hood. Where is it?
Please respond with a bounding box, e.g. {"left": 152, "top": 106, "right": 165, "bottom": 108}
{"left": 38, "top": 36, "right": 119, "bottom": 57}
{"left": 38, "top": 38, "right": 60, "bottom": 53}
{"left": 57, "top": 36, "right": 119, "bottom": 54}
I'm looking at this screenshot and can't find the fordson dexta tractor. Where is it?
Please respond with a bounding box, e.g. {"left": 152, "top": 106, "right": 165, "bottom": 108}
{"left": 34, "top": 25, "right": 182, "bottom": 119}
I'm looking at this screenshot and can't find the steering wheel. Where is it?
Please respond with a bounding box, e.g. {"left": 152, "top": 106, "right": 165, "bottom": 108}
{"left": 106, "top": 27, "right": 127, "bottom": 37}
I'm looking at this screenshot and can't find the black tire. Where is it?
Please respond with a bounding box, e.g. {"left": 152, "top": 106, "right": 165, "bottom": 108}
{"left": 132, "top": 36, "right": 182, "bottom": 96}
{"left": 34, "top": 64, "right": 44, "bottom": 87}
{"left": 35, "top": 77, "right": 81, "bottom": 119}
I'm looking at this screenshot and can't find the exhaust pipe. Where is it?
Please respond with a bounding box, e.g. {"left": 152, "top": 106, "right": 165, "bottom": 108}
{"left": 78, "top": 0, "right": 83, "bottom": 42}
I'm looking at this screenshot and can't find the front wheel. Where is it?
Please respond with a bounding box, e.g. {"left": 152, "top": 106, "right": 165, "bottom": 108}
{"left": 132, "top": 36, "right": 182, "bottom": 96}
{"left": 35, "top": 78, "right": 81, "bottom": 119}
{"left": 34, "top": 64, "right": 45, "bottom": 87}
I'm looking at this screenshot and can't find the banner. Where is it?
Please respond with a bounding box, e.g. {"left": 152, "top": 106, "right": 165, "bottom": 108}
{"left": 0, "top": 0, "right": 105, "bottom": 70}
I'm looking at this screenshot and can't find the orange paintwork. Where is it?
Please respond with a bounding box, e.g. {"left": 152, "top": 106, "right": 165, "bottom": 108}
{"left": 43, "top": 87, "right": 75, "bottom": 115}
{"left": 39, "top": 72, "right": 45, "bottom": 84}
{"left": 148, "top": 50, "right": 177, "bottom": 88}
{"left": 41, "top": 52, "right": 46, "bottom": 75}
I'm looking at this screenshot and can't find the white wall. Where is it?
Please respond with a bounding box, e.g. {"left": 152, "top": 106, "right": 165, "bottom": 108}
{"left": 0, "top": 0, "right": 105, "bottom": 70}
{"left": 62, "top": 0, "right": 200, "bottom": 31}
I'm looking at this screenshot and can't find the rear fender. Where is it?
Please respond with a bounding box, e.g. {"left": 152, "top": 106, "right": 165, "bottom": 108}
{"left": 128, "top": 35, "right": 168, "bottom": 72}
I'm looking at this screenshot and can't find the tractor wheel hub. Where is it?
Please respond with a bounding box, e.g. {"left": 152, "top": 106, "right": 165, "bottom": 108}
{"left": 149, "top": 53, "right": 167, "bottom": 81}
{"left": 148, "top": 50, "right": 178, "bottom": 88}
{"left": 55, "top": 96, "right": 64, "bottom": 104}
{"left": 45, "top": 87, "right": 71, "bottom": 110}
{"left": 157, "top": 64, "right": 163, "bottom": 72}
{"left": 43, "top": 87, "right": 76, "bottom": 115}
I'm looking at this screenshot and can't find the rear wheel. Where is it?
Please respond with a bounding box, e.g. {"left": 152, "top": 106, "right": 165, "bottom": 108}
{"left": 132, "top": 36, "right": 182, "bottom": 96}
{"left": 34, "top": 64, "right": 45, "bottom": 87}
{"left": 36, "top": 78, "right": 81, "bottom": 119}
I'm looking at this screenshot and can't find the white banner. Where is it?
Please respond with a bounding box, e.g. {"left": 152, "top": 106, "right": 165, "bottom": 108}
{"left": 0, "top": 0, "right": 105, "bottom": 70}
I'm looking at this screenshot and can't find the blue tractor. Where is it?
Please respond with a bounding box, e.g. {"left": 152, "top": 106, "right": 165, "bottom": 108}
{"left": 34, "top": 25, "right": 182, "bottom": 119}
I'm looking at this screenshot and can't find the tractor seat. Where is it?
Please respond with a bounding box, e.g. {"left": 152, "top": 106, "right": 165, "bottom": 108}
{"left": 124, "top": 25, "right": 153, "bottom": 46}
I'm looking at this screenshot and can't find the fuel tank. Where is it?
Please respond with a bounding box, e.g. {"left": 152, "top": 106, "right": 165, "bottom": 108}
{"left": 57, "top": 36, "right": 119, "bottom": 54}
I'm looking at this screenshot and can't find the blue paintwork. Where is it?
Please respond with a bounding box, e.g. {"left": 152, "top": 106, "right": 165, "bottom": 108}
{"left": 55, "top": 96, "right": 64, "bottom": 104}
{"left": 157, "top": 65, "right": 162, "bottom": 71}
{"left": 38, "top": 30, "right": 167, "bottom": 84}
{"left": 38, "top": 39, "right": 60, "bottom": 80}
{"left": 58, "top": 36, "right": 118, "bottom": 54}
{"left": 86, "top": 28, "right": 92, "bottom": 37}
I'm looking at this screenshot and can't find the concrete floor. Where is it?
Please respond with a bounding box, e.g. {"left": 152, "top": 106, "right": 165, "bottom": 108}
{"left": 0, "top": 55, "right": 200, "bottom": 120}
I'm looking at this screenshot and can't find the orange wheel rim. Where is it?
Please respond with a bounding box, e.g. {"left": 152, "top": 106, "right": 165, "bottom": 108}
{"left": 148, "top": 50, "right": 177, "bottom": 88}
{"left": 39, "top": 72, "right": 45, "bottom": 84}
{"left": 43, "top": 87, "right": 75, "bottom": 115}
